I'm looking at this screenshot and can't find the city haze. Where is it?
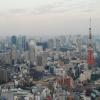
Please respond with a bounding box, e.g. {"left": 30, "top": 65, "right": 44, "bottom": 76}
{"left": 0, "top": 0, "right": 100, "bottom": 36}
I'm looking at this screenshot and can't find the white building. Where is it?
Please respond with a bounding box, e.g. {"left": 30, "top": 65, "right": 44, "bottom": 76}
{"left": 11, "top": 45, "right": 17, "bottom": 65}
{"left": 79, "top": 70, "right": 92, "bottom": 82}
{"left": 28, "top": 40, "right": 37, "bottom": 65}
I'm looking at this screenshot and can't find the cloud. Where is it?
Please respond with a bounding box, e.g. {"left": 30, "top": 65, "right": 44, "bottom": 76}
{"left": 0, "top": 0, "right": 99, "bottom": 17}
{"left": 31, "top": 0, "right": 73, "bottom": 15}
{"left": 0, "top": 9, "right": 29, "bottom": 18}
{"left": 9, "top": 8, "right": 27, "bottom": 14}
{"left": 31, "top": 0, "right": 95, "bottom": 15}
{"left": 0, "top": 12, "right": 5, "bottom": 16}
{"left": 82, "top": 9, "right": 94, "bottom": 13}
{"left": 0, "top": 12, "right": 10, "bottom": 19}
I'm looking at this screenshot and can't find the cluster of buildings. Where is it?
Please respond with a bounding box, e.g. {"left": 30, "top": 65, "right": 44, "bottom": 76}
{"left": 0, "top": 21, "right": 100, "bottom": 100}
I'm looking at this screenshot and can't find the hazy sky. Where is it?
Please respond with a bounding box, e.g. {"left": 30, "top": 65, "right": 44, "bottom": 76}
{"left": 0, "top": 0, "right": 100, "bottom": 36}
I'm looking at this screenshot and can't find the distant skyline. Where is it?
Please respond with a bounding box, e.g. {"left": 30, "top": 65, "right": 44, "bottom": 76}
{"left": 0, "top": 0, "right": 100, "bottom": 36}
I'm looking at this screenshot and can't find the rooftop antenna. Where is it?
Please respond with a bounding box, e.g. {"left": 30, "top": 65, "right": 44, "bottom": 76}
{"left": 89, "top": 17, "right": 92, "bottom": 39}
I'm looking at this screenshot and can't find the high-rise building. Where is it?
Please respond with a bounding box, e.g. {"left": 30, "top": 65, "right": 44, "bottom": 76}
{"left": 22, "top": 36, "right": 27, "bottom": 51}
{"left": 76, "top": 35, "right": 82, "bottom": 58}
{"left": 11, "top": 35, "right": 17, "bottom": 46}
{"left": 87, "top": 18, "right": 95, "bottom": 68}
{"left": 17, "top": 35, "right": 22, "bottom": 51}
{"left": 0, "top": 68, "right": 9, "bottom": 82}
{"left": 28, "top": 40, "right": 37, "bottom": 65}
{"left": 0, "top": 41, "right": 5, "bottom": 52}
{"left": 48, "top": 39, "right": 54, "bottom": 50}
{"left": 55, "top": 38, "right": 61, "bottom": 50}
{"left": 17, "top": 35, "right": 27, "bottom": 52}
{"left": 59, "top": 35, "right": 66, "bottom": 47}
{"left": 10, "top": 45, "right": 17, "bottom": 65}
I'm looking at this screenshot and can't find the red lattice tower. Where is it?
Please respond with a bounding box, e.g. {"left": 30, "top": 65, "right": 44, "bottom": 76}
{"left": 87, "top": 18, "right": 95, "bottom": 65}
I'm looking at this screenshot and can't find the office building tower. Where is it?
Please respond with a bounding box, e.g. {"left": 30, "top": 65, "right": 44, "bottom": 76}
{"left": 76, "top": 35, "right": 82, "bottom": 58}
{"left": 18, "top": 35, "right": 27, "bottom": 52}
{"left": 48, "top": 39, "right": 54, "bottom": 50}
{"left": 56, "top": 38, "right": 61, "bottom": 50}
{"left": 10, "top": 45, "right": 17, "bottom": 65}
{"left": 28, "top": 40, "right": 37, "bottom": 65}
{"left": 11, "top": 35, "right": 17, "bottom": 46}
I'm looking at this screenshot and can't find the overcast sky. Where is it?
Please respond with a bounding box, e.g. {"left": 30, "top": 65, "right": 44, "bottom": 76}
{"left": 0, "top": 0, "right": 100, "bottom": 36}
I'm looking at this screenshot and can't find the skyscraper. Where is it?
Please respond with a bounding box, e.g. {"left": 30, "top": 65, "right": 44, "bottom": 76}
{"left": 22, "top": 36, "right": 27, "bottom": 51}
{"left": 11, "top": 35, "right": 17, "bottom": 46}
{"left": 76, "top": 35, "right": 82, "bottom": 58}
{"left": 10, "top": 45, "right": 17, "bottom": 65}
{"left": 48, "top": 39, "right": 54, "bottom": 50}
{"left": 56, "top": 38, "right": 61, "bottom": 50}
{"left": 28, "top": 40, "right": 37, "bottom": 66}
{"left": 17, "top": 35, "right": 27, "bottom": 52}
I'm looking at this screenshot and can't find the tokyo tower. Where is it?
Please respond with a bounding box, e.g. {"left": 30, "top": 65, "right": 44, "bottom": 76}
{"left": 87, "top": 18, "right": 95, "bottom": 67}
